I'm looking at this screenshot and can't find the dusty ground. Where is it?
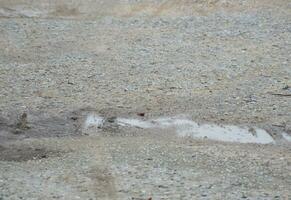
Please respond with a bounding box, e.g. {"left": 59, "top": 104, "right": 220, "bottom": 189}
{"left": 0, "top": 0, "right": 291, "bottom": 199}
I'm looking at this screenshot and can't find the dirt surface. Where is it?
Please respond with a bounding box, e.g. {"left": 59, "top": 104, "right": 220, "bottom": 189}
{"left": 0, "top": 0, "right": 291, "bottom": 199}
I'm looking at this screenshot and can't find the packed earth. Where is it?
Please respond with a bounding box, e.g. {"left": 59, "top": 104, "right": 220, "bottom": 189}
{"left": 0, "top": 0, "right": 291, "bottom": 199}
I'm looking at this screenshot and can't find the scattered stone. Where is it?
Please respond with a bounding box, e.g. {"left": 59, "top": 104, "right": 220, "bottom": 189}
{"left": 107, "top": 117, "right": 116, "bottom": 123}
{"left": 137, "top": 113, "right": 145, "bottom": 117}
{"left": 70, "top": 116, "right": 78, "bottom": 121}
{"left": 282, "top": 85, "right": 289, "bottom": 90}
{"left": 158, "top": 185, "right": 168, "bottom": 188}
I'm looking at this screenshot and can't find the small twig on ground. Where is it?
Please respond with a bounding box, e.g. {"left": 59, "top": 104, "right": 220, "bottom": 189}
{"left": 269, "top": 93, "right": 291, "bottom": 97}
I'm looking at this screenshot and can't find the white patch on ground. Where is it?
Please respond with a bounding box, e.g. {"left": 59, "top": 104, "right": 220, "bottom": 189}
{"left": 116, "top": 118, "right": 154, "bottom": 129}
{"left": 282, "top": 132, "right": 291, "bottom": 142}
{"left": 84, "top": 114, "right": 276, "bottom": 144}
{"left": 176, "top": 123, "right": 274, "bottom": 144}
{"left": 84, "top": 114, "right": 104, "bottom": 129}
{"left": 116, "top": 116, "right": 275, "bottom": 144}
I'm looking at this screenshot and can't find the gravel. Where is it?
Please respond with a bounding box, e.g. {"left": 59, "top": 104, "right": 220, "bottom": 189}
{"left": 0, "top": 0, "right": 290, "bottom": 199}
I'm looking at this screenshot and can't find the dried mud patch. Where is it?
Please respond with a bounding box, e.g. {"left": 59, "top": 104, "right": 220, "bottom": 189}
{"left": 0, "top": 110, "right": 82, "bottom": 143}
{"left": 0, "top": 144, "right": 64, "bottom": 162}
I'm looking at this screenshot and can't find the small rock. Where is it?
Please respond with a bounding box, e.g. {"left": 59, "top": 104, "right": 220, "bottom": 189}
{"left": 282, "top": 85, "right": 289, "bottom": 90}
{"left": 71, "top": 116, "right": 78, "bottom": 121}
{"left": 158, "top": 185, "right": 168, "bottom": 188}
{"left": 137, "top": 113, "right": 145, "bottom": 117}
{"left": 107, "top": 117, "right": 116, "bottom": 123}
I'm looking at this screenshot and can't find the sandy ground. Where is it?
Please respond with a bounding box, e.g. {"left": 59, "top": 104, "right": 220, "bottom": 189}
{"left": 0, "top": 0, "right": 291, "bottom": 199}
